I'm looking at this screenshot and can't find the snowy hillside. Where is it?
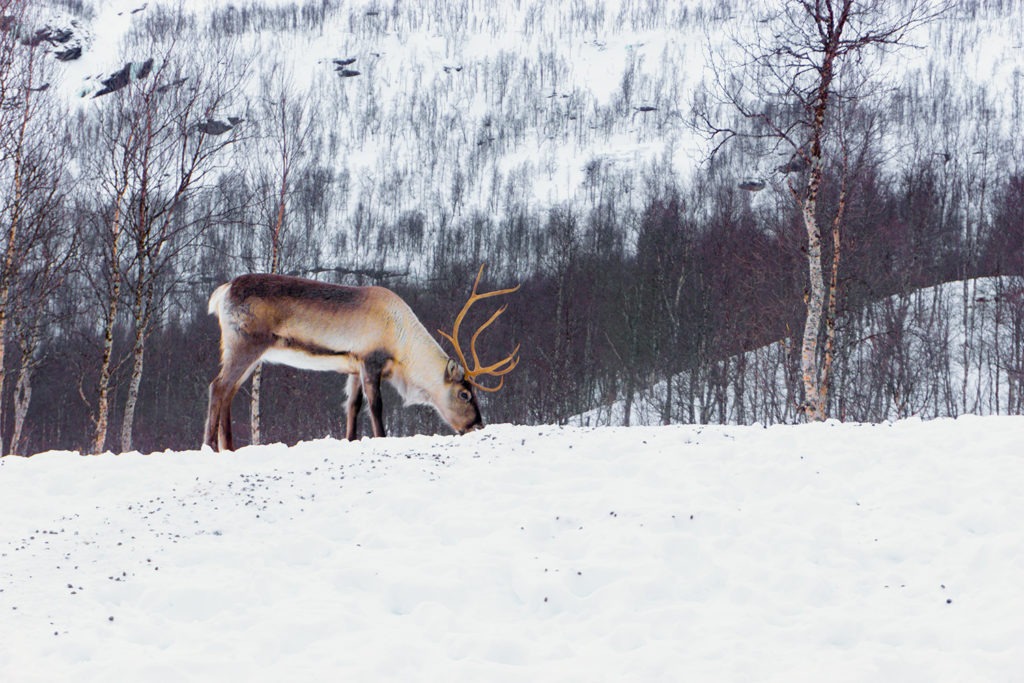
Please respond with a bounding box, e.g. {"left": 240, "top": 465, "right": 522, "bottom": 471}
{"left": 32, "top": 0, "right": 1024, "bottom": 274}
{"left": 2, "top": 418, "right": 1023, "bottom": 680}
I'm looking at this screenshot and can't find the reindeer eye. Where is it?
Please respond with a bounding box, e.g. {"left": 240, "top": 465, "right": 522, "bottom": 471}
{"left": 458, "top": 389, "right": 472, "bottom": 402}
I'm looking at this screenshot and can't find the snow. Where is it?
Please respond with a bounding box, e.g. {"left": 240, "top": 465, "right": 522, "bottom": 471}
{"left": 2, "top": 418, "right": 1023, "bottom": 680}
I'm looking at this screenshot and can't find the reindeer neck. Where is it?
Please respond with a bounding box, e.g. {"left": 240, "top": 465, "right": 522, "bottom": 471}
{"left": 389, "top": 316, "right": 451, "bottom": 403}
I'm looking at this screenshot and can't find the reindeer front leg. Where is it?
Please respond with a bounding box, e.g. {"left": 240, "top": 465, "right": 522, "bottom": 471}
{"left": 361, "top": 370, "right": 386, "bottom": 437}
{"left": 361, "top": 351, "right": 391, "bottom": 438}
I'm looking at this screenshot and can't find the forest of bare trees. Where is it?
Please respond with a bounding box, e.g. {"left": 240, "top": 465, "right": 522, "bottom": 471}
{"left": 1, "top": 0, "right": 1021, "bottom": 454}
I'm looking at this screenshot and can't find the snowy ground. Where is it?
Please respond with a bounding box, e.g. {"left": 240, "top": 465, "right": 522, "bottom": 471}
{"left": 1, "top": 418, "right": 1022, "bottom": 681}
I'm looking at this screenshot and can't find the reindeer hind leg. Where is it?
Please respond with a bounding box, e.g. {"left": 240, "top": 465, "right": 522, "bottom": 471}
{"left": 206, "top": 335, "right": 268, "bottom": 451}
{"left": 204, "top": 380, "right": 224, "bottom": 449}
{"left": 345, "top": 373, "right": 364, "bottom": 441}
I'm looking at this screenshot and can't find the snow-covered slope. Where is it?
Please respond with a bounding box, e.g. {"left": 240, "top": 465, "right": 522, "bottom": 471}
{"left": 2, "top": 418, "right": 1022, "bottom": 680}
{"left": 30, "top": 0, "right": 1024, "bottom": 277}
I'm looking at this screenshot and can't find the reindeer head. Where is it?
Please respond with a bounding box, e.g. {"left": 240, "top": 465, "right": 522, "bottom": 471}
{"left": 437, "top": 264, "right": 521, "bottom": 433}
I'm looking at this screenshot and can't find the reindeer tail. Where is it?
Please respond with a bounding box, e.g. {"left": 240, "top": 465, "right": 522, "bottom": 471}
{"left": 208, "top": 282, "right": 231, "bottom": 316}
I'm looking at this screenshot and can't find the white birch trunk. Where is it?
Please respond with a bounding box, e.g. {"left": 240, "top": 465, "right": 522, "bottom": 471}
{"left": 10, "top": 344, "right": 36, "bottom": 455}
{"left": 800, "top": 187, "right": 826, "bottom": 421}
{"left": 92, "top": 191, "right": 127, "bottom": 454}
{"left": 250, "top": 364, "right": 263, "bottom": 446}
{"left": 120, "top": 313, "right": 146, "bottom": 453}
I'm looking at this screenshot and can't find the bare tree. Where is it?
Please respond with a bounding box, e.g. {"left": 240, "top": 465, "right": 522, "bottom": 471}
{"left": 694, "top": 0, "right": 946, "bottom": 420}
{"left": 246, "top": 66, "right": 317, "bottom": 446}
{"left": 8, "top": 225, "right": 74, "bottom": 454}
{"left": 118, "top": 52, "right": 245, "bottom": 453}
{"left": 82, "top": 35, "right": 246, "bottom": 453}
{"left": 0, "top": 0, "right": 70, "bottom": 454}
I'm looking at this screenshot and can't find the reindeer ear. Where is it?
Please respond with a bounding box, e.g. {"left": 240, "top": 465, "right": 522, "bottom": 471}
{"left": 445, "top": 358, "right": 465, "bottom": 383}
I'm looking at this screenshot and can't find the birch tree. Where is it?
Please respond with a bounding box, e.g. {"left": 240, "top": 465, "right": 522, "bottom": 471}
{"left": 247, "top": 67, "right": 317, "bottom": 446}
{"left": 81, "top": 91, "right": 139, "bottom": 454}
{"left": 84, "top": 35, "right": 245, "bottom": 453}
{"left": 116, "top": 50, "right": 244, "bottom": 453}
{"left": 0, "top": 0, "right": 70, "bottom": 454}
{"left": 695, "top": 0, "right": 945, "bottom": 420}
{"left": 8, "top": 228, "right": 73, "bottom": 454}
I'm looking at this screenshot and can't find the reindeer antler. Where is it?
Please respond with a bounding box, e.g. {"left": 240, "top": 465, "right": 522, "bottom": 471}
{"left": 438, "top": 264, "right": 521, "bottom": 392}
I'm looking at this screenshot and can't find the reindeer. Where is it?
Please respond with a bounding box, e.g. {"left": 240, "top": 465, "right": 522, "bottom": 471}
{"left": 203, "top": 265, "right": 519, "bottom": 451}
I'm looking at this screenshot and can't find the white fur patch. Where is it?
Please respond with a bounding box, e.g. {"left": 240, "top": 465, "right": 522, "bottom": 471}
{"left": 261, "top": 347, "right": 360, "bottom": 374}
